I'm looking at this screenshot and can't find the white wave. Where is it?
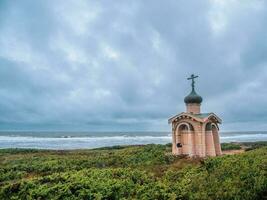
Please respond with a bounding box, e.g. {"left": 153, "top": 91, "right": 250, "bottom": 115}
{"left": 221, "top": 133, "right": 267, "bottom": 139}
{"left": 0, "top": 135, "right": 172, "bottom": 150}
{"left": 0, "top": 133, "right": 267, "bottom": 150}
{"left": 220, "top": 133, "right": 267, "bottom": 142}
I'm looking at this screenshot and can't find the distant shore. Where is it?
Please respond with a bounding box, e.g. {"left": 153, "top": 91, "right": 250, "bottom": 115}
{"left": 1, "top": 141, "right": 267, "bottom": 153}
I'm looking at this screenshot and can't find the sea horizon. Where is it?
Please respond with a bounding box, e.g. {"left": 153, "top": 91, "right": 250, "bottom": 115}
{"left": 1, "top": 131, "right": 267, "bottom": 150}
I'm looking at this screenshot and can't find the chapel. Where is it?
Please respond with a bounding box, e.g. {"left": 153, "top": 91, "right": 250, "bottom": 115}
{"left": 168, "top": 74, "right": 222, "bottom": 157}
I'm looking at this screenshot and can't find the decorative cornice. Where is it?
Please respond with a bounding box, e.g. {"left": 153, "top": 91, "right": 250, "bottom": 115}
{"left": 168, "top": 112, "right": 222, "bottom": 124}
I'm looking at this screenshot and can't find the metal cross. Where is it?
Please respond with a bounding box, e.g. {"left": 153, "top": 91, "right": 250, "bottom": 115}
{"left": 187, "top": 74, "right": 199, "bottom": 90}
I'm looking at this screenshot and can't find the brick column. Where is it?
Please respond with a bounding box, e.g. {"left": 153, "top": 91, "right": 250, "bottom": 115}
{"left": 205, "top": 130, "right": 216, "bottom": 156}
{"left": 212, "top": 125, "right": 222, "bottom": 156}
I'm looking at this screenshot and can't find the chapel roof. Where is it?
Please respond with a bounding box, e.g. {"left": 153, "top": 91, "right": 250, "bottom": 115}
{"left": 168, "top": 112, "right": 222, "bottom": 124}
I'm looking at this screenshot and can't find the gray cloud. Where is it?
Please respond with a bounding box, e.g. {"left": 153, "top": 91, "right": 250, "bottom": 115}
{"left": 0, "top": 0, "right": 267, "bottom": 131}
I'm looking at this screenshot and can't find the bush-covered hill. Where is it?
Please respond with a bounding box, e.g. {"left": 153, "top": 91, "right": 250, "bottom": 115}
{"left": 0, "top": 143, "right": 267, "bottom": 200}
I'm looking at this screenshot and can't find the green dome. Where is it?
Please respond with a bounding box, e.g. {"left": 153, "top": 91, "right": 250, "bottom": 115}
{"left": 184, "top": 89, "right": 203, "bottom": 104}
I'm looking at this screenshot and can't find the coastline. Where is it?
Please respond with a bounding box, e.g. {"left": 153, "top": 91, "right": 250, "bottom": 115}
{"left": 1, "top": 131, "right": 267, "bottom": 150}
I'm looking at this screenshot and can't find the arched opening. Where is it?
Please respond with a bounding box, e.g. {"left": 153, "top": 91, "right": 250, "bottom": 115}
{"left": 174, "top": 123, "right": 195, "bottom": 156}
{"left": 212, "top": 124, "right": 222, "bottom": 156}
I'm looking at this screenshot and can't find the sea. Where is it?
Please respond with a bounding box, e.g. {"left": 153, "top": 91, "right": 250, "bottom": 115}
{"left": 0, "top": 131, "right": 267, "bottom": 150}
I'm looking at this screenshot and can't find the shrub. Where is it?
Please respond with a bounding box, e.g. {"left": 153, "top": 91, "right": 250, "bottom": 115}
{"left": 221, "top": 143, "right": 242, "bottom": 151}
{"left": 0, "top": 144, "right": 267, "bottom": 200}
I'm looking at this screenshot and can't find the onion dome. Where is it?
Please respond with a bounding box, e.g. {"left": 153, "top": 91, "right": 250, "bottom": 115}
{"left": 184, "top": 88, "right": 203, "bottom": 104}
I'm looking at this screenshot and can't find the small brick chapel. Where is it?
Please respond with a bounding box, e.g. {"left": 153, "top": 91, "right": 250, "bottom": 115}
{"left": 168, "top": 74, "right": 222, "bottom": 157}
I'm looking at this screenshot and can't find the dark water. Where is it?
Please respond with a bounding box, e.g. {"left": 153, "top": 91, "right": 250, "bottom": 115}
{"left": 0, "top": 131, "right": 267, "bottom": 150}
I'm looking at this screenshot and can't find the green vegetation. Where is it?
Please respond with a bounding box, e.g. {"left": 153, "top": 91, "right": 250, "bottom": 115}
{"left": 242, "top": 141, "right": 267, "bottom": 151}
{"left": 0, "top": 143, "right": 267, "bottom": 200}
{"left": 221, "top": 142, "right": 242, "bottom": 150}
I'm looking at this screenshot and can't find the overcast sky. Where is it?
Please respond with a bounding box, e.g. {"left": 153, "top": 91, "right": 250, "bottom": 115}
{"left": 0, "top": 0, "right": 267, "bottom": 131}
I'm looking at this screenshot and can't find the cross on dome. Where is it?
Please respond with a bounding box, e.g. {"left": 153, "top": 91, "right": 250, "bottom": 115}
{"left": 187, "top": 74, "right": 198, "bottom": 90}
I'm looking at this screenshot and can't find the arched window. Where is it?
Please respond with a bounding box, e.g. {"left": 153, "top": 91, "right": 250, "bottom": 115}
{"left": 179, "top": 124, "right": 188, "bottom": 131}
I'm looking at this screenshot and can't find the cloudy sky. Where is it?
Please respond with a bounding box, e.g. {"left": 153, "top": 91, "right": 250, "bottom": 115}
{"left": 0, "top": 0, "right": 267, "bottom": 131}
